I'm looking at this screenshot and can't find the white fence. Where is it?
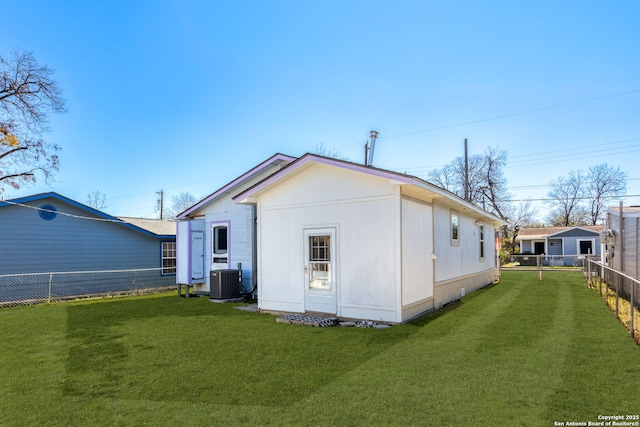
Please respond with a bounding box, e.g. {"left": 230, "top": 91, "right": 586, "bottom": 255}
{"left": 0, "top": 268, "right": 175, "bottom": 308}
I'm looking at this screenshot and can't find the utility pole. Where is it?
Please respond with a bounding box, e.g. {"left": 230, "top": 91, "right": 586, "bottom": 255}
{"left": 364, "top": 141, "right": 369, "bottom": 166}
{"left": 464, "top": 138, "right": 470, "bottom": 201}
{"left": 157, "top": 190, "right": 164, "bottom": 220}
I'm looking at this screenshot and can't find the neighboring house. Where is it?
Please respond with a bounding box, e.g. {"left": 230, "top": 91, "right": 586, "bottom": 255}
{"left": 605, "top": 205, "right": 640, "bottom": 280}
{"left": 234, "top": 153, "right": 505, "bottom": 323}
{"left": 0, "top": 192, "right": 177, "bottom": 301}
{"left": 175, "top": 153, "right": 295, "bottom": 295}
{"left": 0, "top": 192, "right": 177, "bottom": 274}
{"left": 516, "top": 225, "right": 604, "bottom": 264}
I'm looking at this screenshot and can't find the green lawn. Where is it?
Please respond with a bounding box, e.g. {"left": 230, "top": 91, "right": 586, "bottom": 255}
{"left": 1, "top": 271, "right": 638, "bottom": 426}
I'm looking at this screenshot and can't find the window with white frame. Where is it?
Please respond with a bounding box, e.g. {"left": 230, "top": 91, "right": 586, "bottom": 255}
{"left": 451, "top": 211, "right": 460, "bottom": 246}
{"left": 212, "top": 224, "right": 229, "bottom": 266}
{"left": 213, "top": 226, "right": 228, "bottom": 254}
{"left": 479, "top": 224, "right": 485, "bottom": 261}
{"left": 162, "top": 241, "right": 177, "bottom": 274}
{"left": 577, "top": 239, "right": 595, "bottom": 256}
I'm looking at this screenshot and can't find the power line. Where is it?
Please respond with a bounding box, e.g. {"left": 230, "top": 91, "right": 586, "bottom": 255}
{"left": 2, "top": 201, "right": 127, "bottom": 223}
{"left": 504, "top": 194, "right": 640, "bottom": 203}
{"left": 390, "top": 136, "right": 640, "bottom": 175}
{"left": 377, "top": 89, "right": 640, "bottom": 141}
{"left": 508, "top": 137, "right": 640, "bottom": 160}
{"left": 507, "top": 142, "right": 640, "bottom": 168}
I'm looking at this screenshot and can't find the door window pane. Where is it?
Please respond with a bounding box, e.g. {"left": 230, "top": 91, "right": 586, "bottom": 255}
{"left": 309, "top": 235, "right": 331, "bottom": 290}
{"left": 214, "top": 226, "right": 228, "bottom": 254}
{"left": 309, "top": 236, "right": 330, "bottom": 261}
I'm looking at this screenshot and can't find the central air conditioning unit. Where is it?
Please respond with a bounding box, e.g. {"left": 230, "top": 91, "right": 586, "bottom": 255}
{"left": 210, "top": 269, "right": 241, "bottom": 299}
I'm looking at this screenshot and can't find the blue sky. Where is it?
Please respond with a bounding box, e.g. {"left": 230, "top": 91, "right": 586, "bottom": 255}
{"left": 1, "top": 0, "right": 639, "bottom": 220}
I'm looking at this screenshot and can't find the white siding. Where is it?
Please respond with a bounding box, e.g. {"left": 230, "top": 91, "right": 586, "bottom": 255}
{"left": 400, "top": 198, "right": 435, "bottom": 320}
{"left": 432, "top": 202, "right": 497, "bottom": 307}
{"left": 189, "top": 165, "right": 285, "bottom": 293}
{"left": 200, "top": 197, "right": 255, "bottom": 292}
{"left": 250, "top": 160, "right": 502, "bottom": 322}
{"left": 257, "top": 164, "right": 400, "bottom": 322}
{"left": 433, "top": 203, "right": 496, "bottom": 282}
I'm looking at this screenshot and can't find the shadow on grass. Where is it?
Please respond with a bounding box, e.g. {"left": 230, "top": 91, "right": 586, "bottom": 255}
{"left": 62, "top": 293, "right": 441, "bottom": 406}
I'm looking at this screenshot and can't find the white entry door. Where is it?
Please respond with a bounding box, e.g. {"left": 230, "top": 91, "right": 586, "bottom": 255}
{"left": 191, "top": 231, "right": 204, "bottom": 281}
{"left": 304, "top": 228, "right": 337, "bottom": 314}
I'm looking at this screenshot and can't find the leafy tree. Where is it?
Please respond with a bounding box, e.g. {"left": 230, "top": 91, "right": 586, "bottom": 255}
{"left": 0, "top": 50, "right": 66, "bottom": 193}
{"left": 86, "top": 190, "right": 107, "bottom": 210}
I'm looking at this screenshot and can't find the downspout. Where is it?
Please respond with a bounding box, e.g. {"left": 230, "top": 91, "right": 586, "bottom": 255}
{"left": 241, "top": 205, "right": 258, "bottom": 298}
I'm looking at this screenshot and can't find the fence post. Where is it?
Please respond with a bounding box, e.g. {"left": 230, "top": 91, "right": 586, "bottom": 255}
{"left": 538, "top": 255, "right": 543, "bottom": 282}
{"left": 47, "top": 273, "right": 53, "bottom": 304}
{"left": 131, "top": 271, "right": 136, "bottom": 295}
{"left": 615, "top": 274, "right": 620, "bottom": 318}
{"left": 598, "top": 264, "right": 602, "bottom": 296}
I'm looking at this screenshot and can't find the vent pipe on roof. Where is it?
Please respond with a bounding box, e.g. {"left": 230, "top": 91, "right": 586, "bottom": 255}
{"left": 367, "top": 130, "right": 379, "bottom": 166}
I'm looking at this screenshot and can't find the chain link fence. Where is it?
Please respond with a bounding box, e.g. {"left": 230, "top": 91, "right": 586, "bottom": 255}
{"left": 583, "top": 259, "right": 639, "bottom": 342}
{"left": 501, "top": 254, "right": 598, "bottom": 270}
{"left": 0, "top": 268, "right": 176, "bottom": 308}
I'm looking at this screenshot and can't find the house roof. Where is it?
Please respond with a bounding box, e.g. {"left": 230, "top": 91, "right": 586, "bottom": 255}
{"left": 119, "top": 217, "right": 176, "bottom": 236}
{"left": 0, "top": 192, "right": 175, "bottom": 239}
{"left": 516, "top": 225, "right": 604, "bottom": 240}
{"left": 233, "top": 153, "right": 506, "bottom": 225}
{"left": 608, "top": 206, "right": 640, "bottom": 217}
{"left": 177, "top": 153, "right": 296, "bottom": 219}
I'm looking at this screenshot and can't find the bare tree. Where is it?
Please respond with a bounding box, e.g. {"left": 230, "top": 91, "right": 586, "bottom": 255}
{"left": 428, "top": 146, "right": 511, "bottom": 220}
{"left": 477, "top": 147, "right": 510, "bottom": 219}
{"left": 87, "top": 190, "right": 107, "bottom": 210}
{"left": 313, "top": 142, "right": 347, "bottom": 160}
{"left": 500, "top": 200, "right": 538, "bottom": 254}
{"left": 586, "top": 163, "right": 627, "bottom": 225}
{"left": 545, "top": 165, "right": 627, "bottom": 226}
{"left": 168, "top": 192, "right": 197, "bottom": 218}
{"left": 0, "top": 50, "right": 66, "bottom": 193}
{"left": 427, "top": 163, "right": 457, "bottom": 193}
{"left": 545, "top": 170, "right": 589, "bottom": 226}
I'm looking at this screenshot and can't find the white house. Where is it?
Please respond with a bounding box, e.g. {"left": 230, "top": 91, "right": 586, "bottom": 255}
{"left": 175, "top": 154, "right": 295, "bottom": 295}
{"left": 234, "top": 154, "right": 505, "bottom": 323}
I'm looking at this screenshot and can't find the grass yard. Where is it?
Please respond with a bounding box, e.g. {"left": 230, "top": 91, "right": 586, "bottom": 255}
{"left": 1, "top": 271, "right": 638, "bottom": 426}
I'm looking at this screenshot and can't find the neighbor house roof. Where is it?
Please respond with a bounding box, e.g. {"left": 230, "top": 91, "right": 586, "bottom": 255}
{"left": 119, "top": 217, "right": 176, "bottom": 236}
{"left": 516, "top": 225, "right": 604, "bottom": 240}
{"left": 608, "top": 206, "right": 640, "bottom": 217}
{"left": 0, "top": 192, "right": 175, "bottom": 239}
{"left": 233, "top": 153, "right": 506, "bottom": 225}
{"left": 177, "top": 153, "right": 296, "bottom": 219}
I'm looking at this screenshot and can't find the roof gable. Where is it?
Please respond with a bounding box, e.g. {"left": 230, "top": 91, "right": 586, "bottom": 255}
{"left": 0, "top": 192, "right": 175, "bottom": 238}
{"left": 517, "top": 225, "right": 604, "bottom": 240}
{"left": 177, "top": 153, "right": 295, "bottom": 219}
{"left": 234, "top": 153, "right": 505, "bottom": 225}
